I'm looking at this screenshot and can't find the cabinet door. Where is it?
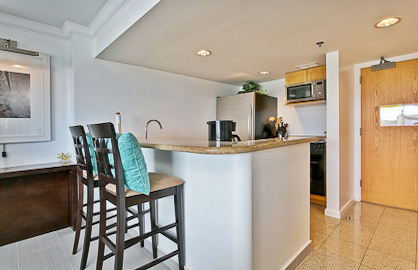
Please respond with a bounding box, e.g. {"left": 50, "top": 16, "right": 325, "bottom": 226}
{"left": 285, "top": 70, "right": 306, "bottom": 85}
{"left": 307, "top": 66, "right": 326, "bottom": 81}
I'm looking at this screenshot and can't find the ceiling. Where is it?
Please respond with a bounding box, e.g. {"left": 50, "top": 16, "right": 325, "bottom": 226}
{"left": 1, "top": 0, "right": 417, "bottom": 85}
{"left": 97, "top": 0, "right": 418, "bottom": 85}
{"left": 0, "top": 0, "right": 107, "bottom": 28}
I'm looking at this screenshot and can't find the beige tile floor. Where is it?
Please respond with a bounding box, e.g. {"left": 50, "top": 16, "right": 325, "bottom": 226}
{"left": 298, "top": 201, "right": 418, "bottom": 270}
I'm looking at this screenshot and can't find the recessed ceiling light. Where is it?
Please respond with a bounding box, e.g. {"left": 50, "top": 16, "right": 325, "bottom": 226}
{"left": 196, "top": 49, "right": 212, "bottom": 56}
{"left": 375, "top": 17, "right": 401, "bottom": 28}
{"left": 258, "top": 70, "right": 270, "bottom": 75}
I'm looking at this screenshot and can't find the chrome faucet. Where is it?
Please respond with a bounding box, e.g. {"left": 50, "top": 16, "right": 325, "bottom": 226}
{"left": 145, "top": 119, "right": 163, "bottom": 141}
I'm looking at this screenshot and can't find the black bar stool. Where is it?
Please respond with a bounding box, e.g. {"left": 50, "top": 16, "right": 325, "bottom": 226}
{"left": 69, "top": 125, "right": 148, "bottom": 270}
{"left": 88, "top": 122, "right": 185, "bottom": 270}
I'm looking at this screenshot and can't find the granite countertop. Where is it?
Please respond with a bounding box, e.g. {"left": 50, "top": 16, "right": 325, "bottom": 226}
{"left": 139, "top": 136, "right": 319, "bottom": 154}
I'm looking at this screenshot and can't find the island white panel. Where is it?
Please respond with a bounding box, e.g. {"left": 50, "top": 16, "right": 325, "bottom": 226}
{"left": 252, "top": 143, "right": 310, "bottom": 269}
{"left": 142, "top": 148, "right": 253, "bottom": 270}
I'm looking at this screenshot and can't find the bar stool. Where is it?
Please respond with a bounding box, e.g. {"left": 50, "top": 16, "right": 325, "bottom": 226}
{"left": 69, "top": 126, "right": 148, "bottom": 270}
{"left": 87, "top": 122, "right": 185, "bottom": 270}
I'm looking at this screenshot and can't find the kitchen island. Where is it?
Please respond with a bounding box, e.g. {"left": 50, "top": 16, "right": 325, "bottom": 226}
{"left": 139, "top": 137, "right": 317, "bottom": 270}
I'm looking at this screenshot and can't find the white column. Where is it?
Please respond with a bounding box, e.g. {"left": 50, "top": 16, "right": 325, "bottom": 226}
{"left": 325, "top": 51, "right": 340, "bottom": 219}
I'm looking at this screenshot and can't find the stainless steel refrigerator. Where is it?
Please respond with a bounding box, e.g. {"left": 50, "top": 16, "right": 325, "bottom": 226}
{"left": 216, "top": 92, "right": 277, "bottom": 141}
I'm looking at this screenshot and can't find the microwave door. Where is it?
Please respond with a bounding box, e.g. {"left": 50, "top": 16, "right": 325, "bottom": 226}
{"left": 287, "top": 84, "right": 312, "bottom": 102}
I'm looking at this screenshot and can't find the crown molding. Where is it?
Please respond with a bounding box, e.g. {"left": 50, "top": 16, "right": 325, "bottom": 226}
{"left": 92, "top": 0, "right": 161, "bottom": 57}
{"left": 0, "top": 0, "right": 159, "bottom": 49}
{"left": 62, "top": 21, "right": 91, "bottom": 39}
{"left": 0, "top": 12, "right": 67, "bottom": 40}
{"left": 89, "top": 0, "right": 128, "bottom": 38}
{"left": 0, "top": 0, "right": 130, "bottom": 41}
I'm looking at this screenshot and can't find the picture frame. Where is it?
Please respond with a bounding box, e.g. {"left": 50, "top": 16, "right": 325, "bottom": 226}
{"left": 0, "top": 51, "right": 51, "bottom": 143}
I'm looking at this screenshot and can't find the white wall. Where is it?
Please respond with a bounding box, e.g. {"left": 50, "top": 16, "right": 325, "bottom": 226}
{"left": 339, "top": 65, "right": 355, "bottom": 211}
{"left": 70, "top": 35, "right": 238, "bottom": 140}
{"left": 0, "top": 17, "right": 238, "bottom": 168}
{"left": 0, "top": 23, "right": 71, "bottom": 167}
{"left": 262, "top": 79, "right": 326, "bottom": 136}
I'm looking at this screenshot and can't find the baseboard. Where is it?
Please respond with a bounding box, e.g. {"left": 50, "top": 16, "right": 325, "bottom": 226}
{"left": 283, "top": 241, "right": 312, "bottom": 270}
{"left": 339, "top": 197, "right": 355, "bottom": 219}
{"left": 324, "top": 207, "right": 340, "bottom": 219}
{"left": 324, "top": 197, "right": 355, "bottom": 219}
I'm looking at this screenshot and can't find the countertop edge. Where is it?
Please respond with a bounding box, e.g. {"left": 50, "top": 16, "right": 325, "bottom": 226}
{"left": 140, "top": 137, "right": 319, "bottom": 155}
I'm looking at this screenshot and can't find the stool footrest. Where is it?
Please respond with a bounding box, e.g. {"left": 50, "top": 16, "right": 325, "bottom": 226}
{"left": 125, "top": 222, "right": 177, "bottom": 250}
{"left": 83, "top": 199, "right": 100, "bottom": 207}
{"left": 106, "top": 215, "right": 137, "bottom": 230}
{"left": 102, "top": 235, "right": 116, "bottom": 253}
{"left": 93, "top": 207, "right": 117, "bottom": 216}
{"left": 126, "top": 207, "right": 151, "bottom": 216}
{"left": 90, "top": 235, "right": 99, "bottom": 242}
{"left": 160, "top": 231, "right": 177, "bottom": 244}
{"left": 135, "top": 250, "right": 179, "bottom": 270}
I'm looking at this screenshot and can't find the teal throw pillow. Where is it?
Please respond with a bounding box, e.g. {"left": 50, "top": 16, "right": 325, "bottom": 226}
{"left": 117, "top": 133, "right": 150, "bottom": 195}
{"left": 86, "top": 132, "right": 150, "bottom": 195}
{"left": 86, "top": 133, "right": 98, "bottom": 175}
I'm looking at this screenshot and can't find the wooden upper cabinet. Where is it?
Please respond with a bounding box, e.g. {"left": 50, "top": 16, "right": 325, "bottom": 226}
{"left": 307, "top": 66, "right": 326, "bottom": 81}
{"left": 285, "top": 70, "right": 307, "bottom": 85}
{"left": 285, "top": 66, "right": 326, "bottom": 85}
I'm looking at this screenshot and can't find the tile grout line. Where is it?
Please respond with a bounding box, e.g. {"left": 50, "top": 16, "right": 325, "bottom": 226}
{"left": 357, "top": 205, "right": 385, "bottom": 268}
{"left": 16, "top": 243, "right": 20, "bottom": 270}
{"left": 315, "top": 213, "right": 344, "bottom": 252}
{"left": 57, "top": 229, "right": 76, "bottom": 270}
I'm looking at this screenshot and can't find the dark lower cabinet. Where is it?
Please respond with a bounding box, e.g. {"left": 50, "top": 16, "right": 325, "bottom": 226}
{"left": 0, "top": 163, "right": 76, "bottom": 246}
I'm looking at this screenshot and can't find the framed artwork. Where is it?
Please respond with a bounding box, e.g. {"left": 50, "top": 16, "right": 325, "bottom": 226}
{"left": 0, "top": 51, "right": 50, "bottom": 143}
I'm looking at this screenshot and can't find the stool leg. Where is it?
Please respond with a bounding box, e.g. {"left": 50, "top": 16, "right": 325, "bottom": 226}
{"left": 150, "top": 200, "right": 158, "bottom": 258}
{"left": 80, "top": 184, "right": 94, "bottom": 270}
{"left": 137, "top": 204, "right": 145, "bottom": 247}
{"left": 72, "top": 179, "right": 84, "bottom": 254}
{"left": 174, "top": 185, "right": 185, "bottom": 270}
{"left": 114, "top": 204, "right": 126, "bottom": 270}
{"left": 96, "top": 196, "right": 106, "bottom": 270}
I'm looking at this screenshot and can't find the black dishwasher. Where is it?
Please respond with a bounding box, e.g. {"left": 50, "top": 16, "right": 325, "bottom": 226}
{"left": 310, "top": 141, "right": 326, "bottom": 196}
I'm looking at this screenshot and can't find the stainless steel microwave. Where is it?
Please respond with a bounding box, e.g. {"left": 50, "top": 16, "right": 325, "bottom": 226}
{"left": 285, "top": 79, "right": 326, "bottom": 103}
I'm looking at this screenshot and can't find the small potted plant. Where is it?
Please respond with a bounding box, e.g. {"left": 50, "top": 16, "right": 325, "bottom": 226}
{"left": 237, "top": 81, "right": 267, "bottom": 95}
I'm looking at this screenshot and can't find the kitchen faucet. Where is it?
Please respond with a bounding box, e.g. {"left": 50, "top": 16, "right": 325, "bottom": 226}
{"left": 276, "top": 117, "right": 289, "bottom": 140}
{"left": 145, "top": 119, "right": 163, "bottom": 141}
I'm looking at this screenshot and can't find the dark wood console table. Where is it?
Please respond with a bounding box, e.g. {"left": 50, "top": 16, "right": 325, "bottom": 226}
{"left": 0, "top": 162, "right": 77, "bottom": 246}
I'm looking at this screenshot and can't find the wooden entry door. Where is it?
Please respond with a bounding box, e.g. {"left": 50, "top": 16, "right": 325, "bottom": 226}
{"left": 361, "top": 58, "right": 418, "bottom": 211}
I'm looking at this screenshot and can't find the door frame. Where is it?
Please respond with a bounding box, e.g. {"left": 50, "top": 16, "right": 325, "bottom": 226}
{"left": 353, "top": 52, "right": 418, "bottom": 202}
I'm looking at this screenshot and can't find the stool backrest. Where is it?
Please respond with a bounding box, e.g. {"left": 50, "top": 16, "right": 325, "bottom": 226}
{"left": 87, "top": 122, "right": 126, "bottom": 201}
{"left": 69, "top": 125, "right": 94, "bottom": 183}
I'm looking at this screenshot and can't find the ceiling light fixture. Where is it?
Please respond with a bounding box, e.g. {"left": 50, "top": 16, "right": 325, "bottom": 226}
{"left": 375, "top": 17, "right": 401, "bottom": 28}
{"left": 13, "top": 64, "right": 28, "bottom": 68}
{"left": 295, "top": 62, "right": 320, "bottom": 70}
{"left": 258, "top": 70, "right": 270, "bottom": 75}
{"left": 196, "top": 49, "right": 212, "bottom": 56}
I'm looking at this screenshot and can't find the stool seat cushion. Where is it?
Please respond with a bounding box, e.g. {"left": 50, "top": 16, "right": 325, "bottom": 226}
{"left": 105, "top": 173, "right": 183, "bottom": 197}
